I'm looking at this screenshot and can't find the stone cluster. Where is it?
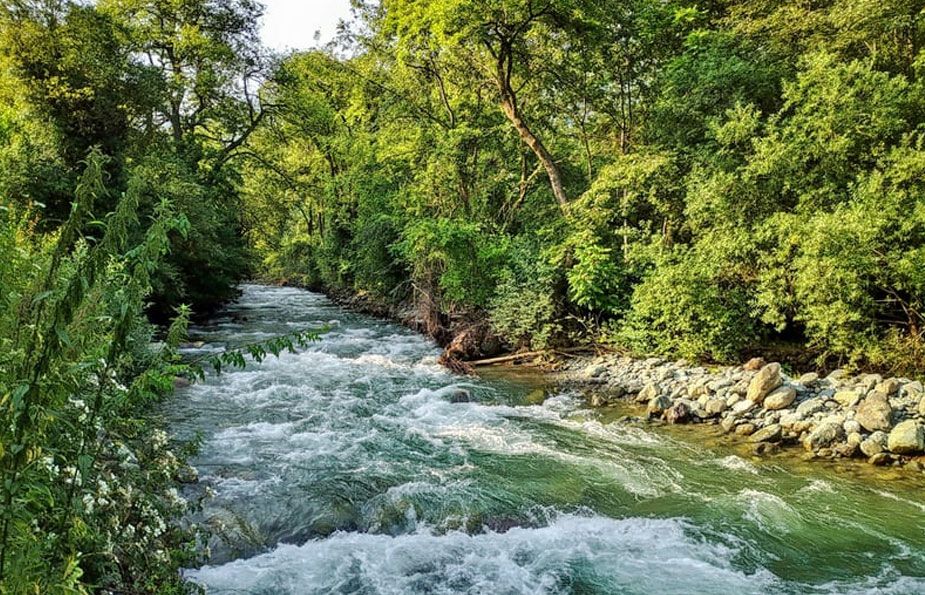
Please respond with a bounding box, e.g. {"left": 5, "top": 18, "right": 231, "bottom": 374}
{"left": 567, "top": 355, "right": 925, "bottom": 467}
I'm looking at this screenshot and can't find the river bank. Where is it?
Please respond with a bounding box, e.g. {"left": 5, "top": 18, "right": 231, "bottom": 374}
{"left": 553, "top": 353, "right": 925, "bottom": 472}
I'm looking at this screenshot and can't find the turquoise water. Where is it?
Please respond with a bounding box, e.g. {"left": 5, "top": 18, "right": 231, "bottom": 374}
{"left": 167, "top": 285, "right": 925, "bottom": 594}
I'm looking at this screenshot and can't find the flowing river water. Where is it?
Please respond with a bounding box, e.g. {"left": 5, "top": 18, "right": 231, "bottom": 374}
{"left": 167, "top": 284, "right": 925, "bottom": 594}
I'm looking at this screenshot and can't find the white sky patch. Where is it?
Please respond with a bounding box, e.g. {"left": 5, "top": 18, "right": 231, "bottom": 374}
{"left": 260, "top": 0, "right": 354, "bottom": 51}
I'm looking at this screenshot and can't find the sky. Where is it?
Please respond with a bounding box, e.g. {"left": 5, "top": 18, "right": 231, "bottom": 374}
{"left": 260, "top": 0, "right": 355, "bottom": 51}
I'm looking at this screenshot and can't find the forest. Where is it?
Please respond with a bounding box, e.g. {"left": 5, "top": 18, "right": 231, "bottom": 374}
{"left": 2, "top": 0, "right": 925, "bottom": 592}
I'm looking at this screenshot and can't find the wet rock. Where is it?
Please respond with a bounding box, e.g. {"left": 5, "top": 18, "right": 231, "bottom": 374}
{"left": 868, "top": 453, "right": 893, "bottom": 466}
{"left": 860, "top": 437, "right": 883, "bottom": 458}
{"left": 764, "top": 386, "right": 797, "bottom": 410}
{"left": 856, "top": 393, "right": 893, "bottom": 432}
{"left": 835, "top": 442, "right": 858, "bottom": 458}
{"left": 665, "top": 401, "right": 691, "bottom": 425}
{"left": 449, "top": 390, "right": 472, "bottom": 403}
{"left": 833, "top": 390, "right": 861, "bottom": 408}
{"left": 735, "top": 423, "right": 757, "bottom": 436}
{"left": 888, "top": 420, "right": 925, "bottom": 454}
{"left": 647, "top": 395, "right": 673, "bottom": 417}
{"left": 803, "top": 422, "right": 844, "bottom": 451}
{"left": 748, "top": 424, "right": 782, "bottom": 443}
{"left": 746, "top": 363, "right": 783, "bottom": 403}
{"left": 752, "top": 442, "right": 780, "bottom": 456}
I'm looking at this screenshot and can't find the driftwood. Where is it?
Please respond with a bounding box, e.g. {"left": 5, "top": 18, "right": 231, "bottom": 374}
{"left": 468, "top": 346, "right": 597, "bottom": 367}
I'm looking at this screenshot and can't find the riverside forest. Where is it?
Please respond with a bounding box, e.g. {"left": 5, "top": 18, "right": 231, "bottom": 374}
{"left": 2, "top": 0, "right": 925, "bottom": 593}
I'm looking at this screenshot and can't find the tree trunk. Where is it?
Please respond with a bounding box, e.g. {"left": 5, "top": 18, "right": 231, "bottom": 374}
{"left": 499, "top": 94, "right": 568, "bottom": 208}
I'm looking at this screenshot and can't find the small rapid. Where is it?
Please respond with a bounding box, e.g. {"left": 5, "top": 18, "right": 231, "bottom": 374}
{"left": 167, "top": 285, "right": 925, "bottom": 594}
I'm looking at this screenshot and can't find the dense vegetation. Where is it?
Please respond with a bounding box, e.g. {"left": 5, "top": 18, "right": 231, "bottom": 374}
{"left": 247, "top": 0, "right": 925, "bottom": 374}
{"left": 4, "top": 0, "right": 925, "bottom": 591}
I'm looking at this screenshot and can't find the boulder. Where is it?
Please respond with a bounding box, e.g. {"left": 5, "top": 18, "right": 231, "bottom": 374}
{"left": 449, "top": 390, "right": 472, "bottom": 403}
{"left": 876, "top": 378, "right": 901, "bottom": 396}
{"left": 764, "top": 386, "right": 797, "bottom": 410}
{"left": 743, "top": 357, "right": 766, "bottom": 371}
{"left": 856, "top": 394, "right": 893, "bottom": 432}
{"left": 797, "top": 372, "right": 819, "bottom": 386}
{"left": 704, "top": 398, "right": 727, "bottom": 417}
{"left": 860, "top": 438, "right": 884, "bottom": 458}
{"left": 887, "top": 420, "right": 925, "bottom": 455}
{"left": 647, "top": 395, "right": 673, "bottom": 417}
{"left": 746, "top": 363, "right": 783, "bottom": 403}
{"left": 803, "top": 422, "right": 844, "bottom": 451}
{"left": 636, "top": 383, "right": 659, "bottom": 404}
{"left": 833, "top": 390, "right": 861, "bottom": 408}
{"left": 665, "top": 401, "right": 691, "bottom": 425}
{"left": 748, "top": 424, "right": 782, "bottom": 443}
{"left": 796, "top": 398, "right": 826, "bottom": 417}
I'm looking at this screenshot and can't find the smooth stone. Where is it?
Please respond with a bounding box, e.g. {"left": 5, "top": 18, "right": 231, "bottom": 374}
{"left": 748, "top": 424, "right": 782, "bottom": 443}
{"left": 735, "top": 423, "right": 757, "bottom": 436}
{"left": 860, "top": 438, "right": 884, "bottom": 458}
{"left": 888, "top": 420, "right": 925, "bottom": 454}
{"left": 843, "top": 420, "right": 861, "bottom": 435}
{"left": 876, "top": 378, "right": 901, "bottom": 395}
{"left": 636, "top": 383, "right": 659, "bottom": 403}
{"left": 764, "top": 386, "right": 797, "bottom": 410}
{"left": 833, "top": 390, "right": 861, "bottom": 408}
{"left": 796, "top": 398, "right": 825, "bottom": 417}
{"left": 798, "top": 372, "right": 819, "bottom": 385}
{"left": 704, "top": 398, "right": 727, "bottom": 417}
{"left": 803, "top": 422, "right": 844, "bottom": 451}
{"left": 856, "top": 394, "right": 893, "bottom": 433}
{"left": 732, "top": 399, "right": 757, "bottom": 415}
{"left": 746, "top": 363, "right": 783, "bottom": 403}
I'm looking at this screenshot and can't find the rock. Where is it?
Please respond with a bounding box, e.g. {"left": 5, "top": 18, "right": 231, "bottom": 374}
{"left": 902, "top": 381, "right": 924, "bottom": 399}
{"left": 796, "top": 398, "right": 825, "bottom": 417}
{"left": 856, "top": 394, "right": 893, "bottom": 432}
{"left": 798, "top": 372, "right": 819, "bottom": 386}
{"left": 860, "top": 374, "right": 883, "bottom": 392}
{"left": 732, "top": 399, "right": 757, "bottom": 415}
{"left": 764, "top": 386, "right": 797, "bottom": 410}
{"left": 827, "top": 369, "right": 847, "bottom": 381}
{"left": 590, "top": 394, "right": 607, "bottom": 407}
{"left": 636, "top": 383, "right": 659, "bottom": 404}
{"left": 752, "top": 442, "right": 780, "bottom": 456}
{"left": 746, "top": 363, "right": 783, "bottom": 403}
{"left": 887, "top": 420, "right": 925, "bottom": 454}
{"left": 449, "top": 390, "right": 472, "bottom": 403}
{"left": 876, "top": 378, "right": 901, "bottom": 395}
{"left": 584, "top": 364, "right": 608, "bottom": 378}
{"left": 743, "top": 357, "right": 766, "bottom": 371}
{"left": 735, "top": 423, "right": 757, "bottom": 436}
{"left": 846, "top": 432, "right": 863, "bottom": 447}
{"left": 647, "top": 395, "right": 673, "bottom": 417}
{"left": 721, "top": 416, "right": 738, "bottom": 433}
{"left": 860, "top": 438, "right": 884, "bottom": 458}
{"left": 843, "top": 420, "right": 861, "bottom": 435}
{"left": 803, "top": 422, "right": 844, "bottom": 451}
{"left": 835, "top": 442, "right": 858, "bottom": 458}
{"left": 868, "top": 453, "right": 893, "bottom": 466}
{"left": 749, "top": 424, "right": 782, "bottom": 443}
{"left": 833, "top": 390, "right": 861, "bottom": 408}
{"left": 918, "top": 396, "right": 925, "bottom": 417}
{"left": 779, "top": 411, "right": 804, "bottom": 428}
{"left": 704, "top": 398, "right": 727, "bottom": 417}
{"left": 665, "top": 401, "right": 691, "bottom": 425}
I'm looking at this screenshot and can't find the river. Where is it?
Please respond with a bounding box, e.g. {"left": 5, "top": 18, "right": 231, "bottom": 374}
{"left": 166, "top": 284, "right": 925, "bottom": 594}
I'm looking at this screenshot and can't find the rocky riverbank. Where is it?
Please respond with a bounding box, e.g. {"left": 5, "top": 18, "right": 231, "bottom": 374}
{"left": 557, "top": 354, "right": 925, "bottom": 470}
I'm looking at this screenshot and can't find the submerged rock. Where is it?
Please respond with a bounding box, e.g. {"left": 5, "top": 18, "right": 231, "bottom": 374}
{"left": 748, "top": 424, "right": 782, "bottom": 443}
{"left": 449, "top": 390, "right": 472, "bottom": 403}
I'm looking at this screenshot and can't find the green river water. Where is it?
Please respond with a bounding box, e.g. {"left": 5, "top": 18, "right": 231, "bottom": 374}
{"left": 167, "top": 284, "right": 925, "bottom": 594}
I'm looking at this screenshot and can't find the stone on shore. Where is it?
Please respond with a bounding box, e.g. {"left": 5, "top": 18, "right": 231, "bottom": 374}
{"left": 746, "top": 363, "right": 783, "bottom": 403}
{"left": 749, "top": 424, "right": 782, "bottom": 443}
{"left": 636, "top": 383, "right": 659, "bottom": 403}
{"left": 887, "top": 420, "right": 925, "bottom": 455}
{"left": 803, "top": 422, "right": 843, "bottom": 451}
{"left": 647, "top": 395, "right": 672, "bottom": 417}
{"left": 764, "top": 386, "right": 797, "bottom": 410}
{"left": 833, "top": 390, "right": 861, "bottom": 408}
{"left": 665, "top": 401, "right": 691, "bottom": 424}
{"left": 856, "top": 394, "right": 893, "bottom": 432}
